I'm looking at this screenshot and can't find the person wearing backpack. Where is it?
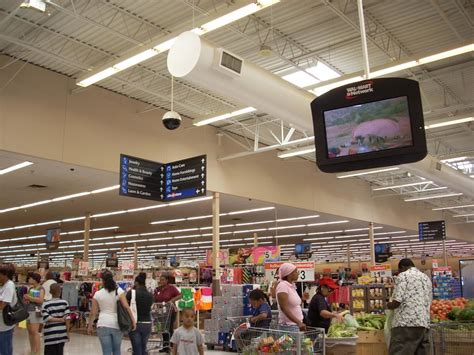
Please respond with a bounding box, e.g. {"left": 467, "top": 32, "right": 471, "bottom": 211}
{"left": 88, "top": 271, "right": 136, "bottom": 355}
{"left": 126, "top": 273, "right": 153, "bottom": 355}
{"left": 0, "top": 264, "right": 16, "bottom": 355}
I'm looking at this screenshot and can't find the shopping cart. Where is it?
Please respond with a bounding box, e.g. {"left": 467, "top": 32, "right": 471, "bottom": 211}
{"left": 237, "top": 326, "right": 325, "bottom": 355}
{"left": 430, "top": 321, "right": 474, "bottom": 355}
{"left": 128, "top": 302, "right": 174, "bottom": 354}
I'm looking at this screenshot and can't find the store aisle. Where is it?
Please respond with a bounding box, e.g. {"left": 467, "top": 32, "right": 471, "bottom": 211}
{"left": 12, "top": 328, "right": 229, "bottom": 355}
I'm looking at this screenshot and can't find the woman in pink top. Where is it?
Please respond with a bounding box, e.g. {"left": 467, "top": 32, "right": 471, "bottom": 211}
{"left": 276, "top": 263, "right": 306, "bottom": 331}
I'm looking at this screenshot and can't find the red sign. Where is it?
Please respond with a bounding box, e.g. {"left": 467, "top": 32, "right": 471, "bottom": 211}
{"left": 433, "top": 266, "right": 451, "bottom": 272}
{"left": 323, "top": 268, "right": 332, "bottom": 273}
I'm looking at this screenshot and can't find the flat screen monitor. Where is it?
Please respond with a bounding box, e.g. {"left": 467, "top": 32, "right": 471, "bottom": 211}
{"left": 295, "top": 243, "right": 311, "bottom": 255}
{"left": 311, "top": 78, "right": 427, "bottom": 173}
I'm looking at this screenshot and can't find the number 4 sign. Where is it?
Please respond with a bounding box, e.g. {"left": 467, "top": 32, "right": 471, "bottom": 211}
{"left": 264, "top": 262, "right": 315, "bottom": 282}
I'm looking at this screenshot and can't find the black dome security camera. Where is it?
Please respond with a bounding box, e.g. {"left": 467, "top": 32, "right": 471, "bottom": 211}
{"left": 162, "top": 111, "right": 182, "bottom": 130}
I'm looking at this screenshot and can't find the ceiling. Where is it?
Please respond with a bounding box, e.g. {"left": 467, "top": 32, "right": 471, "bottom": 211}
{"left": 1, "top": 150, "right": 473, "bottom": 268}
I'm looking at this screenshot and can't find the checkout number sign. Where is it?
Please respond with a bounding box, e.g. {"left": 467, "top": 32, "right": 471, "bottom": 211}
{"left": 264, "top": 262, "right": 315, "bottom": 283}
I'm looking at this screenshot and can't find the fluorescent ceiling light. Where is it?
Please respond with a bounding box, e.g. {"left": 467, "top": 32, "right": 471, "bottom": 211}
{"left": 194, "top": 107, "right": 256, "bottom": 126}
{"left": 52, "top": 192, "right": 91, "bottom": 202}
{"left": 372, "top": 181, "right": 433, "bottom": 191}
{"left": 92, "top": 185, "right": 119, "bottom": 194}
{"left": 278, "top": 146, "right": 315, "bottom": 158}
{"left": 283, "top": 71, "right": 319, "bottom": 88}
{"left": 371, "top": 61, "right": 418, "bottom": 78}
{"left": 77, "top": 1, "right": 279, "bottom": 87}
{"left": 0, "top": 161, "right": 33, "bottom": 175}
{"left": 337, "top": 167, "right": 400, "bottom": 179}
{"left": 418, "top": 44, "right": 474, "bottom": 64}
{"left": 432, "top": 204, "right": 474, "bottom": 211}
{"left": 453, "top": 213, "right": 474, "bottom": 218}
{"left": 311, "top": 76, "right": 363, "bottom": 96}
{"left": 425, "top": 117, "right": 474, "bottom": 130}
{"left": 405, "top": 192, "right": 463, "bottom": 202}
{"left": 20, "top": 0, "right": 46, "bottom": 12}
{"left": 307, "top": 220, "right": 350, "bottom": 227}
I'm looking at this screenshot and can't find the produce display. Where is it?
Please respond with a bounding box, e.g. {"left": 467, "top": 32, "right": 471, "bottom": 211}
{"left": 355, "top": 313, "right": 386, "bottom": 330}
{"left": 430, "top": 297, "right": 470, "bottom": 321}
{"left": 327, "top": 323, "right": 358, "bottom": 338}
{"left": 242, "top": 334, "right": 315, "bottom": 354}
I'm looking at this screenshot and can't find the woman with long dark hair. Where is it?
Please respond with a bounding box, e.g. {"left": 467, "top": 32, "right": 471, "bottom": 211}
{"left": 88, "top": 271, "right": 136, "bottom": 355}
{"left": 0, "top": 264, "right": 16, "bottom": 355}
{"left": 127, "top": 273, "right": 153, "bottom": 355}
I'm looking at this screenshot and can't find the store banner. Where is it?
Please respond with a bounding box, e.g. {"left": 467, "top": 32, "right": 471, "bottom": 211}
{"left": 251, "top": 246, "right": 281, "bottom": 264}
{"left": 229, "top": 247, "right": 253, "bottom": 265}
{"left": 369, "top": 264, "right": 392, "bottom": 278}
{"left": 45, "top": 228, "right": 61, "bottom": 251}
{"left": 78, "top": 261, "right": 89, "bottom": 276}
{"left": 264, "top": 261, "right": 315, "bottom": 282}
{"left": 121, "top": 261, "right": 135, "bottom": 276}
{"left": 205, "top": 249, "right": 229, "bottom": 266}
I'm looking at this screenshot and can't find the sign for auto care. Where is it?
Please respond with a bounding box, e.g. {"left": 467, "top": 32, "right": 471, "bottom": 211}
{"left": 120, "top": 154, "right": 207, "bottom": 202}
{"left": 264, "top": 262, "right": 315, "bottom": 282}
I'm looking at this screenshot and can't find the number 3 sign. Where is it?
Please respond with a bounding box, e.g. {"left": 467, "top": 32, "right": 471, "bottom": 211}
{"left": 264, "top": 262, "right": 315, "bottom": 282}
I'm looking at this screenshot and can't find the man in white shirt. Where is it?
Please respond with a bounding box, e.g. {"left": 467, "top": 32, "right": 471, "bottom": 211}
{"left": 387, "top": 258, "right": 432, "bottom": 355}
{"left": 0, "top": 264, "right": 17, "bottom": 355}
{"left": 42, "top": 272, "right": 57, "bottom": 301}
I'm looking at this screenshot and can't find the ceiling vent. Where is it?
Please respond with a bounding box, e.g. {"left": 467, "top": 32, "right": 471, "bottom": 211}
{"left": 28, "top": 184, "right": 47, "bottom": 189}
{"left": 214, "top": 49, "right": 243, "bottom": 77}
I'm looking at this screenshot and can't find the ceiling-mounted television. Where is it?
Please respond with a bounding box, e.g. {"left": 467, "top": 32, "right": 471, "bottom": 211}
{"left": 311, "top": 78, "right": 427, "bottom": 173}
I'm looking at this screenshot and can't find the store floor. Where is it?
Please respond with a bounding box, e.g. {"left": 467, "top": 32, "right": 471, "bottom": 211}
{"left": 12, "top": 328, "right": 228, "bottom": 355}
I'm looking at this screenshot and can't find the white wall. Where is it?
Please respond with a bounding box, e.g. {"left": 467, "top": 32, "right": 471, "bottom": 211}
{"left": 0, "top": 56, "right": 471, "bottom": 241}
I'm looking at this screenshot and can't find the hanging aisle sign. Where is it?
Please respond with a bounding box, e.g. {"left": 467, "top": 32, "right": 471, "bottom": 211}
{"left": 264, "top": 262, "right": 315, "bottom": 282}
{"left": 121, "top": 261, "right": 135, "bottom": 276}
{"left": 120, "top": 154, "right": 207, "bottom": 202}
{"left": 369, "top": 264, "right": 392, "bottom": 278}
{"left": 45, "top": 228, "right": 61, "bottom": 251}
{"left": 251, "top": 246, "right": 281, "bottom": 264}
{"left": 78, "top": 261, "right": 89, "bottom": 276}
{"left": 418, "top": 220, "right": 446, "bottom": 241}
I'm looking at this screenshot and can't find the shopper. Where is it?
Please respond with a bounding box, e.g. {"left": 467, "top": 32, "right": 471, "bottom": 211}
{"left": 276, "top": 263, "right": 306, "bottom": 331}
{"left": 25, "top": 272, "right": 45, "bottom": 355}
{"left": 248, "top": 289, "right": 272, "bottom": 328}
{"left": 42, "top": 284, "right": 70, "bottom": 355}
{"left": 154, "top": 274, "right": 182, "bottom": 350}
{"left": 126, "top": 272, "right": 154, "bottom": 355}
{"left": 0, "top": 264, "right": 16, "bottom": 355}
{"left": 171, "top": 308, "right": 204, "bottom": 355}
{"left": 42, "top": 271, "right": 57, "bottom": 301}
{"left": 387, "top": 258, "right": 432, "bottom": 355}
{"left": 88, "top": 270, "right": 136, "bottom": 355}
{"left": 307, "top": 277, "right": 344, "bottom": 333}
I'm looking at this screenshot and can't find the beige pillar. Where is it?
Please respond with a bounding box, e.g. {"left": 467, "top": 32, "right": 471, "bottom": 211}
{"left": 368, "top": 222, "right": 375, "bottom": 266}
{"left": 253, "top": 233, "right": 258, "bottom": 247}
{"left": 347, "top": 244, "right": 351, "bottom": 268}
{"left": 442, "top": 240, "right": 448, "bottom": 266}
{"left": 83, "top": 212, "right": 91, "bottom": 262}
{"left": 212, "top": 192, "right": 221, "bottom": 296}
{"left": 134, "top": 243, "right": 138, "bottom": 270}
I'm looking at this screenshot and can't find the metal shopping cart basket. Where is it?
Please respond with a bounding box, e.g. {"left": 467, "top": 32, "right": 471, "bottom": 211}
{"left": 430, "top": 321, "right": 474, "bottom": 355}
{"left": 237, "top": 326, "right": 325, "bottom": 355}
{"left": 128, "top": 302, "right": 173, "bottom": 354}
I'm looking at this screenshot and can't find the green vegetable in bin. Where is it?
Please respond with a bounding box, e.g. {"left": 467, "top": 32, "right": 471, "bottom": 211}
{"left": 355, "top": 313, "right": 386, "bottom": 330}
{"left": 327, "top": 323, "right": 358, "bottom": 338}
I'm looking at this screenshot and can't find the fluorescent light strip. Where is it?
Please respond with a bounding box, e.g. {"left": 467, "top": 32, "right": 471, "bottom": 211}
{"left": 0, "top": 185, "right": 119, "bottom": 214}
{"left": 337, "top": 167, "right": 400, "bottom": 179}
{"left": 77, "top": 1, "right": 280, "bottom": 87}
{"left": 404, "top": 192, "right": 463, "bottom": 202}
{"left": 432, "top": 204, "right": 474, "bottom": 211}
{"left": 453, "top": 213, "right": 474, "bottom": 218}
{"left": 425, "top": 117, "right": 474, "bottom": 130}
{"left": 372, "top": 181, "right": 433, "bottom": 191}
{"left": 0, "top": 161, "right": 33, "bottom": 175}
{"left": 278, "top": 146, "right": 315, "bottom": 159}
{"left": 194, "top": 107, "right": 257, "bottom": 126}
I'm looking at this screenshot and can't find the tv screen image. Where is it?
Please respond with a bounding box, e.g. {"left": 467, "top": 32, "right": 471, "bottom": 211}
{"left": 323, "top": 96, "right": 413, "bottom": 159}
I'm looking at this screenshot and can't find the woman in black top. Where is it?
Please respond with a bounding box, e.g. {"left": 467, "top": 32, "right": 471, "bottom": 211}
{"left": 307, "top": 277, "right": 344, "bottom": 333}
{"left": 127, "top": 273, "right": 154, "bottom": 355}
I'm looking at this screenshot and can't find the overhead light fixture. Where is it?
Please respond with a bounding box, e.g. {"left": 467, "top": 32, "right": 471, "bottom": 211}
{"left": 0, "top": 161, "right": 33, "bottom": 175}
{"left": 371, "top": 61, "right": 418, "bottom": 78}
{"left": 307, "top": 220, "right": 350, "bottom": 227}
{"left": 425, "top": 117, "right": 474, "bottom": 130}
{"left": 77, "top": 1, "right": 280, "bottom": 87}
{"left": 404, "top": 192, "right": 463, "bottom": 202}
{"left": 20, "top": 0, "right": 46, "bottom": 12}
{"left": 337, "top": 167, "right": 400, "bottom": 179}
{"left": 372, "top": 181, "right": 433, "bottom": 191}
{"left": 418, "top": 43, "right": 474, "bottom": 64}
{"left": 92, "top": 185, "right": 119, "bottom": 194}
{"left": 453, "top": 213, "right": 474, "bottom": 218}
{"left": 194, "top": 107, "right": 256, "bottom": 126}
{"left": 278, "top": 146, "right": 315, "bottom": 158}
{"left": 432, "top": 204, "right": 474, "bottom": 211}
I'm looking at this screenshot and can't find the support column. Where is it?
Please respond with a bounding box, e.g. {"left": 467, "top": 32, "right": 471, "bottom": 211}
{"left": 347, "top": 244, "right": 351, "bottom": 268}
{"left": 134, "top": 243, "right": 138, "bottom": 270}
{"left": 83, "top": 212, "right": 91, "bottom": 262}
{"left": 253, "top": 233, "right": 258, "bottom": 247}
{"left": 442, "top": 239, "right": 448, "bottom": 266}
{"left": 368, "top": 222, "right": 375, "bottom": 266}
{"left": 212, "top": 192, "right": 221, "bottom": 296}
